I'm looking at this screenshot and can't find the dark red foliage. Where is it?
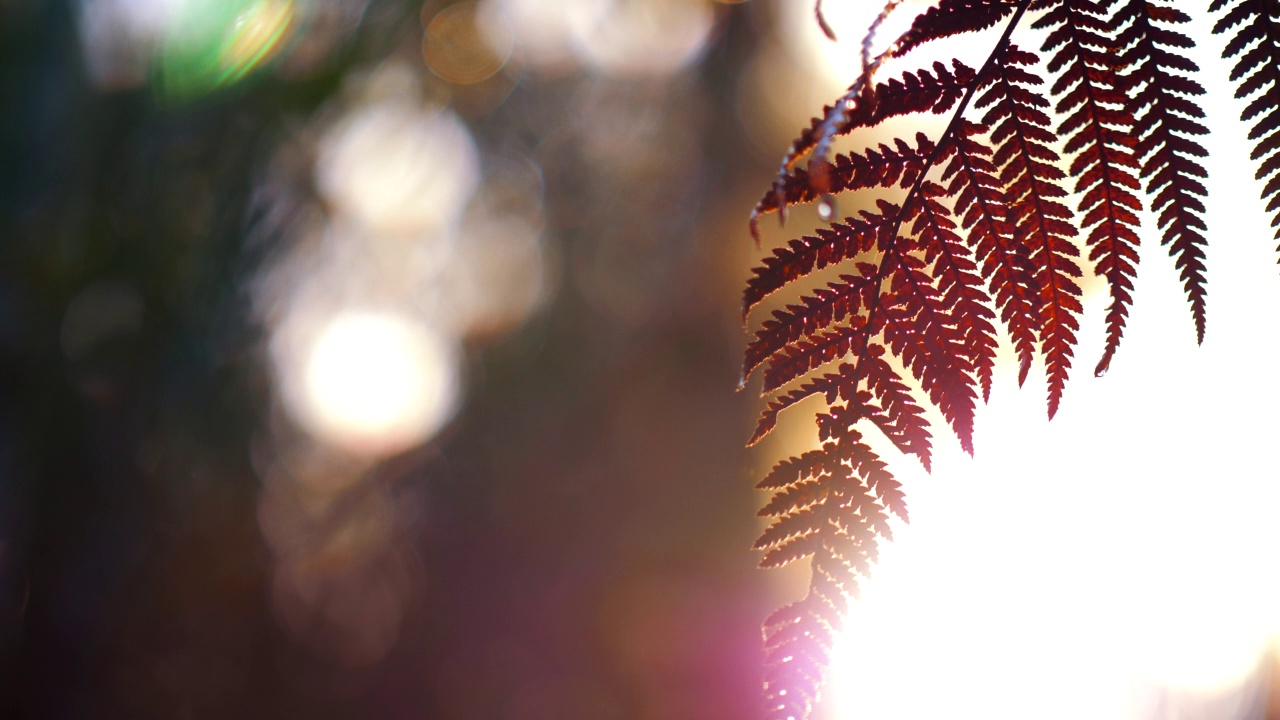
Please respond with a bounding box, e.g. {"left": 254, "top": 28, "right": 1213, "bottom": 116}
{"left": 746, "top": 2, "right": 1262, "bottom": 718}
{"left": 897, "top": 0, "right": 1021, "bottom": 56}
{"left": 1211, "top": 0, "right": 1280, "bottom": 249}
{"left": 978, "top": 42, "right": 1084, "bottom": 417}
{"left": 752, "top": 60, "right": 978, "bottom": 238}
{"left": 1116, "top": 0, "right": 1210, "bottom": 343}
{"left": 1035, "top": 0, "right": 1142, "bottom": 379}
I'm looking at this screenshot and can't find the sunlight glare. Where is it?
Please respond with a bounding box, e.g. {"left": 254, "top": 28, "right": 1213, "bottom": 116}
{"left": 316, "top": 98, "right": 479, "bottom": 235}
{"left": 215, "top": 0, "right": 295, "bottom": 82}
{"left": 476, "top": 0, "right": 589, "bottom": 74}
{"left": 90, "top": 0, "right": 299, "bottom": 96}
{"left": 423, "top": 1, "right": 513, "bottom": 86}
{"left": 566, "top": 0, "right": 712, "bottom": 77}
{"left": 777, "top": 0, "right": 941, "bottom": 98}
{"left": 801, "top": 9, "right": 1280, "bottom": 717}
{"left": 477, "top": 0, "right": 711, "bottom": 77}
{"left": 279, "top": 310, "right": 460, "bottom": 456}
{"left": 817, "top": 221, "right": 1280, "bottom": 719}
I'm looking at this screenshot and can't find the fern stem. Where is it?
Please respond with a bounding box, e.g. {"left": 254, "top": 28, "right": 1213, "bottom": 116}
{"left": 782, "top": 0, "right": 914, "bottom": 212}
{"left": 863, "top": 0, "right": 909, "bottom": 75}
{"left": 849, "top": 0, "right": 1035, "bottom": 427}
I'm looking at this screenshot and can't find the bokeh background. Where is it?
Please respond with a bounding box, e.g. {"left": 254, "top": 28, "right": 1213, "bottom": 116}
{"left": 3, "top": 1, "right": 1280, "bottom": 719}
{"left": 0, "top": 0, "right": 846, "bottom": 718}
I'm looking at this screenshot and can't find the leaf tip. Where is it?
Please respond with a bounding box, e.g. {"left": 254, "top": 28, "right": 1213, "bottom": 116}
{"left": 1094, "top": 355, "right": 1111, "bottom": 378}
{"left": 1017, "top": 353, "right": 1031, "bottom": 387}
{"left": 815, "top": 0, "right": 837, "bottom": 41}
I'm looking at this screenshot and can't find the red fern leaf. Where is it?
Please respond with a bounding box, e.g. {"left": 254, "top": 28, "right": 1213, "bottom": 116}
{"left": 753, "top": 60, "right": 978, "bottom": 236}
{"left": 758, "top": 422, "right": 896, "bottom": 720}
{"left": 1034, "top": 0, "right": 1143, "bottom": 377}
{"left": 897, "top": 0, "right": 1022, "bottom": 56}
{"left": 743, "top": 261, "right": 881, "bottom": 383}
{"left": 912, "top": 180, "right": 1000, "bottom": 401}
{"left": 755, "top": 506, "right": 824, "bottom": 553}
{"left": 753, "top": 133, "right": 935, "bottom": 222}
{"left": 863, "top": 191, "right": 983, "bottom": 454}
{"left": 940, "top": 119, "right": 1042, "bottom": 383}
{"left": 758, "top": 476, "right": 828, "bottom": 518}
{"left": 1211, "top": 0, "right": 1280, "bottom": 250}
{"left": 1114, "top": 0, "right": 1210, "bottom": 343}
{"left": 977, "top": 44, "right": 1082, "bottom": 417}
{"left": 748, "top": 369, "right": 846, "bottom": 446}
{"left": 861, "top": 346, "right": 934, "bottom": 472}
{"left": 760, "top": 321, "right": 869, "bottom": 394}
{"left": 743, "top": 198, "right": 895, "bottom": 321}
{"left": 758, "top": 447, "right": 832, "bottom": 490}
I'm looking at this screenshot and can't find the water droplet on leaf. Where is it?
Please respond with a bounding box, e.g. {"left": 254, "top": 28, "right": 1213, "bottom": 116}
{"left": 816, "top": 195, "right": 836, "bottom": 222}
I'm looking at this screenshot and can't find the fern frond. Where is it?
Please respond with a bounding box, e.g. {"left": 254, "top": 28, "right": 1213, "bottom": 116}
{"left": 752, "top": 60, "right": 978, "bottom": 237}
{"left": 909, "top": 180, "right": 1000, "bottom": 403}
{"left": 976, "top": 43, "right": 1082, "bottom": 417}
{"left": 875, "top": 191, "right": 984, "bottom": 453}
{"left": 753, "top": 133, "right": 936, "bottom": 224}
{"left": 1210, "top": 0, "right": 1280, "bottom": 251}
{"left": 758, "top": 475, "right": 829, "bottom": 518}
{"left": 940, "top": 119, "right": 1042, "bottom": 384}
{"left": 760, "top": 320, "right": 869, "bottom": 394}
{"left": 758, "top": 422, "right": 897, "bottom": 720}
{"left": 743, "top": 253, "right": 882, "bottom": 383}
{"left": 758, "top": 447, "right": 832, "bottom": 490}
{"left": 1033, "top": 0, "right": 1143, "bottom": 377}
{"left": 748, "top": 369, "right": 845, "bottom": 446}
{"left": 746, "top": 9, "right": 1055, "bottom": 717}
{"left": 755, "top": 506, "right": 825, "bottom": 552}
{"left": 743, "top": 3, "right": 1274, "bottom": 719}
{"left": 1114, "top": 0, "right": 1210, "bottom": 342}
{"left": 744, "top": 168, "right": 914, "bottom": 323}
{"left": 898, "top": 0, "right": 1022, "bottom": 56}
{"left": 763, "top": 595, "right": 836, "bottom": 720}
{"left": 861, "top": 348, "right": 933, "bottom": 471}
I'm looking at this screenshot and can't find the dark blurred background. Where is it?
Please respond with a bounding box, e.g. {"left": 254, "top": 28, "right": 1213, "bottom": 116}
{"left": 0, "top": 0, "right": 853, "bottom": 717}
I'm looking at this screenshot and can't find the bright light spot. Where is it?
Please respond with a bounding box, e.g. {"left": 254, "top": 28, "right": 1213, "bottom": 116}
{"left": 476, "top": 0, "right": 587, "bottom": 74}
{"left": 76, "top": 0, "right": 184, "bottom": 89}
{"left": 76, "top": 0, "right": 298, "bottom": 94}
{"left": 566, "top": 0, "right": 713, "bottom": 77}
{"left": 442, "top": 215, "right": 546, "bottom": 339}
{"left": 160, "top": 0, "right": 295, "bottom": 96}
{"left": 423, "top": 1, "right": 512, "bottom": 85}
{"left": 316, "top": 99, "right": 479, "bottom": 235}
{"left": 820, "top": 364, "right": 1280, "bottom": 719}
{"left": 216, "top": 0, "right": 295, "bottom": 81}
{"left": 776, "top": 0, "right": 978, "bottom": 101}
{"left": 477, "top": 0, "right": 711, "bottom": 77}
{"left": 277, "top": 311, "right": 460, "bottom": 456}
